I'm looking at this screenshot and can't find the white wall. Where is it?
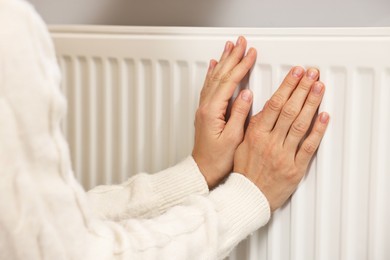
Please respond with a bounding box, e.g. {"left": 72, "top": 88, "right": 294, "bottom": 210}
{"left": 28, "top": 0, "right": 390, "bottom": 27}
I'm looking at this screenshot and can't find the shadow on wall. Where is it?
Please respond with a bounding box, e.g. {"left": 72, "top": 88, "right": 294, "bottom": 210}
{"left": 29, "top": 0, "right": 390, "bottom": 27}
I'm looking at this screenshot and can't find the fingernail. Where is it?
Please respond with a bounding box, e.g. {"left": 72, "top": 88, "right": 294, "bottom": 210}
{"left": 208, "top": 60, "right": 215, "bottom": 72}
{"left": 292, "top": 67, "right": 303, "bottom": 78}
{"left": 225, "top": 41, "right": 232, "bottom": 52}
{"left": 236, "top": 36, "right": 243, "bottom": 46}
{"left": 307, "top": 68, "right": 319, "bottom": 80}
{"left": 312, "top": 82, "right": 323, "bottom": 95}
{"left": 241, "top": 89, "right": 252, "bottom": 102}
{"left": 320, "top": 112, "right": 329, "bottom": 124}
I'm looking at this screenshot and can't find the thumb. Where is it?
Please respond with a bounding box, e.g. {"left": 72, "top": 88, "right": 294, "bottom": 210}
{"left": 224, "top": 89, "right": 252, "bottom": 138}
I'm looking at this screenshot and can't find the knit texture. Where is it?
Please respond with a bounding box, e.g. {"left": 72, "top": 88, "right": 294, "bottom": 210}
{"left": 87, "top": 156, "right": 210, "bottom": 220}
{"left": 0, "top": 0, "right": 271, "bottom": 259}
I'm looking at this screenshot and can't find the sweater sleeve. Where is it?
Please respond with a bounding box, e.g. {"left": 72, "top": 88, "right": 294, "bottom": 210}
{"left": 87, "top": 156, "right": 209, "bottom": 220}
{"left": 96, "top": 173, "right": 271, "bottom": 260}
{"left": 0, "top": 1, "right": 272, "bottom": 259}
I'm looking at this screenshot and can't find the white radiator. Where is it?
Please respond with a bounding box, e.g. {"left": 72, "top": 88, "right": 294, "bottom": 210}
{"left": 50, "top": 26, "right": 390, "bottom": 260}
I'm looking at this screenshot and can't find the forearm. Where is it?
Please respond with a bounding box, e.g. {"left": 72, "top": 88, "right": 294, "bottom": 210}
{"left": 91, "top": 173, "right": 271, "bottom": 259}
{"left": 208, "top": 173, "right": 271, "bottom": 259}
{"left": 87, "top": 156, "right": 209, "bottom": 220}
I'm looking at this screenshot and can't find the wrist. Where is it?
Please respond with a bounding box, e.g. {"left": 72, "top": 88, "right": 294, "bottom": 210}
{"left": 192, "top": 152, "right": 220, "bottom": 189}
{"left": 233, "top": 168, "right": 277, "bottom": 212}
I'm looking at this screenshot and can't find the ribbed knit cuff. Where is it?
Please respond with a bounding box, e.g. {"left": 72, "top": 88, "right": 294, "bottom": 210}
{"left": 209, "top": 173, "right": 271, "bottom": 259}
{"left": 149, "top": 156, "right": 209, "bottom": 214}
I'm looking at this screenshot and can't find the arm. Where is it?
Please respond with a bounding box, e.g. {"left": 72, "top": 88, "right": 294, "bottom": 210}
{"left": 97, "top": 63, "right": 330, "bottom": 260}
{"left": 88, "top": 37, "right": 255, "bottom": 220}
{"left": 87, "top": 156, "right": 209, "bottom": 220}
{"left": 37, "top": 68, "right": 327, "bottom": 259}
{"left": 0, "top": 2, "right": 266, "bottom": 258}
{"left": 99, "top": 173, "right": 270, "bottom": 260}
{"left": 0, "top": 1, "right": 328, "bottom": 257}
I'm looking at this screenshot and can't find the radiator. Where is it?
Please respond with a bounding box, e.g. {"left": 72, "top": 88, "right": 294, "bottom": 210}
{"left": 50, "top": 26, "right": 390, "bottom": 260}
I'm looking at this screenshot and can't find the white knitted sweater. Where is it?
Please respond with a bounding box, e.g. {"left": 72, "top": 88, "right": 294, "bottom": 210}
{"left": 0, "top": 0, "right": 271, "bottom": 259}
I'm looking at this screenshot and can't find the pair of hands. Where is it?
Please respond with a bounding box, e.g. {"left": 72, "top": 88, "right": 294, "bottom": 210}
{"left": 192, "top": 36, "right": 329, "bottom": 212}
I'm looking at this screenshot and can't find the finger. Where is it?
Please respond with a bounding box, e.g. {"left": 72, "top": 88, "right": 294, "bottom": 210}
{"left": 295, "top": 112, "right": 329, "bottom": 167}
{"left": 219, "top": 41, "right": 234, "bottom": 64}
{"left": 252, "top": 66, "right": 305, "bottom": 132}
{"left": 211, "top": 36, "right": 248, "bottom": 85}
{"left": 284, "top": 81, "right": 325, "bottom": 150}
{"left": 203, "top": 41, "right": 233, "bottom": 91}
{"left": 224, "top": 89, "right": 253, "bottom": 139}
{"left": 273, "top": 68, "right": 320, "bottom": 138}
{"left": 211, "top": 47, "right": 257, "bottom": 104}
{"left": 199, "top": 59, "right": 218, "bottom": 104}
{"left": 205, "top": 59, "right": 218, "bottom": 81}
{"left": 203, "top": 59, "right": 218, "bottom": 87}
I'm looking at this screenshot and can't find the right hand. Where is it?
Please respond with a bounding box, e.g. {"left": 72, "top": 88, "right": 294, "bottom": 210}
{"left": 193, "top": 36, "right": 255, "bottom": 189}
{"left": 233, "top": 67, "right": 329, "bottom": 212}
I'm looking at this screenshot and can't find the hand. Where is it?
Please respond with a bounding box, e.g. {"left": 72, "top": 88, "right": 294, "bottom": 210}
{"left": 192, "top": 36, "right": 256, "bottom": 189}
{"left": 233, "top": 67, "right": 329, "bottom": 212}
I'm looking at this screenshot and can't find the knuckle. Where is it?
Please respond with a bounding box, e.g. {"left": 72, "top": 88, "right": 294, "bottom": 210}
{"left": 313, "top": 127, "right": 325, "bottom": 139}
{"left": 305, "top": 95, "right": 320, "bottom": 107}
{"left": 284, "top": 77, "right": 298, "bottom": 89}
{"left": 312, "top": 121, "right": 325, "bottom": 136}
{"left": 285, "top": 169, "right": 301, "bottom": 183}
{"left": 247, "top": 116, "right": 261, "bottom": 133}
{"left": 233, "top": 103, "right": 249, "bottom": 117}
{"left": 196, "top": 106, "right": 210, "bottom": 120}
{"left": 291, "top": 120, "right": 309, "bottom": 136}
{"left": 211, "top": 70, "right": 223, "bottom": 82}
{"left": 249, "top": 115, "right": 260, "bottom": 126}
{"left": 302, "top": 141, "right": 317, "bottom": 155}
{"left": 268, "top": 95, "right": 284, "bottom": 112}
{"left": 281, "top": 104, "right": 299, "bottom": 120}
{"left": 220, "top": 71, "right": 234, "bottom": 84}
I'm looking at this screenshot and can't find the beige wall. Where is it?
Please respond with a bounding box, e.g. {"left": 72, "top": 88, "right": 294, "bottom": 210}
{"left": 28, "top": 0, "right": 390, "bottom": 27}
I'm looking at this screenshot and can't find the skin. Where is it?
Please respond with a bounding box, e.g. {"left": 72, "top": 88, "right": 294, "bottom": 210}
{"left": 192, "top": 36, "right": 254, "bottom": 189}
{"left": 192, "top": 36, "right": 329, "bottom": 211}
{"left": 234, "top": 66, "right": 329, "bottom": 212}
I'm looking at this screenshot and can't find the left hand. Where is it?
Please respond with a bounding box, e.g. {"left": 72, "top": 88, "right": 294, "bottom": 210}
{"left": 192, "top": 36, "right": 256, "bottom": 189}
{"left": 233, "top": 67, "right": 328, "bottom": 211}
